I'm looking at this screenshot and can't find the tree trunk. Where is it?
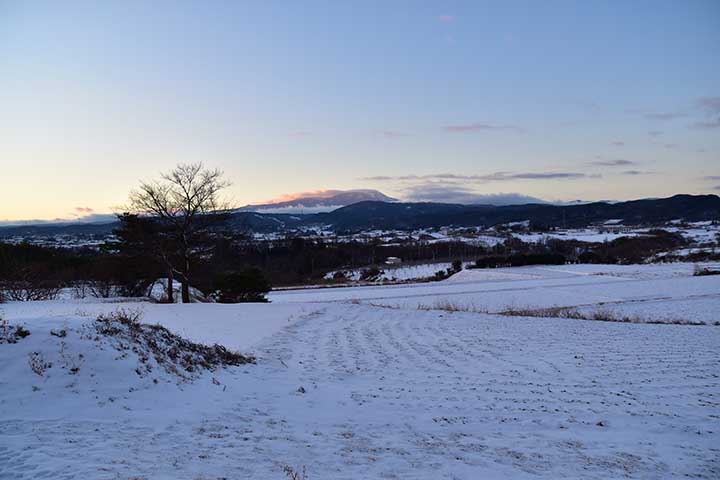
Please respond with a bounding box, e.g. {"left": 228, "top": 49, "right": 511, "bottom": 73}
{"left": 181, "top": 280, "right": 190, "bottom": 303}
{"left": 166, "top": 270, "right": 174, "bottom": 303}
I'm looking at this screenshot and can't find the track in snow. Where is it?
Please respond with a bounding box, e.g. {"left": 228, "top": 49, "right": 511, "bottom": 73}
{"left": 1, "top": 304, "right": 718, "bottom": 479}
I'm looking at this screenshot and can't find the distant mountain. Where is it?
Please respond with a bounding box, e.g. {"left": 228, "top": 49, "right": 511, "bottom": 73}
{"left": 239, "top": 189, "right": 397, "bottom": 213}
{"left": 315, "top": 194, "right": 720, "bottom": 231}
{"left": 1, "top": 194, "right": 718, "bottom": 239}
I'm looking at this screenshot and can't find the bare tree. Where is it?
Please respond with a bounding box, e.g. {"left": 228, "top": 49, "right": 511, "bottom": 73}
{"left": 128, "top": 163, "right": 232, "bottom": 303}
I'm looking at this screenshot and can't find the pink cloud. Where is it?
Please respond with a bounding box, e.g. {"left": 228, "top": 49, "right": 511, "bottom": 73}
{"left": 261, "top": 189, "right": 343, "bottom": 205}
{"left": 443, "top": 123, "right": 524, "bottom": 133}
{"left": 438, "top": 15, "right": 454, "bottom": 23}
{"left": 74, "top": 207, "right": 95, "bottom": 213}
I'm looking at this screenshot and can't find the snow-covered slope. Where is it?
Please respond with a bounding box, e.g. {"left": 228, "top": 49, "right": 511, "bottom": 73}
{"left": 1, "top": 262, "right": 718, "bottom": 478}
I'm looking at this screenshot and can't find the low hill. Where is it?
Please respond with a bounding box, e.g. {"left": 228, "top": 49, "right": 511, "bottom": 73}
{"left": 0, "top": 194, "right": 717, "bottom": 239}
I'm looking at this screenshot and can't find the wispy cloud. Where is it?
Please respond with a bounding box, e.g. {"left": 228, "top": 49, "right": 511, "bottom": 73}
{"left": 644, "top": 112, "right": 687, "bottom": 121}
{"left": 639, "top": 96, "right": 720, "bottom": 129}
{"left": 689, "top": 97, "right": 720, "bottom": 129}
{"left": 361, "top": 171, "right": 594, "bottom": 182}
{"left": 74, "top": 206, "right": 95, "bottom": 213}
{"left": 443, "top": 123, "right": 525, "bottom": 133}
{"left": 377, "top": 130, "right": 410, "bottom": 138}
{"left": 648, "top": 130, "right": 663, "bottom": 136}
{"left": 695, "top": 96, "right": 720, "bottom": 115}
{"left": 0, "top": 212, "right": 115, "bottom": 227}
{"left": 438, "top": 15, "right": 454, "bottom": 23}
{"left": 610, "top": 140, "right": 625, "bottom": 146}
{"left": 690, "top": 118, "right": 720, "bottom": 129}
{"left": 590, "top": 159, "right": 635, "bottom": 167}
{"left": 621, "top": 170, "right": 655, "bottom": 176}
{"left": 258, "top": 189, "right": 344, "bottom": 204}
{"left": 703, "top": 175, "right": 720, "bottom": 181}
{"left": 402, "top": 184, "right": 546, "bottom": 205}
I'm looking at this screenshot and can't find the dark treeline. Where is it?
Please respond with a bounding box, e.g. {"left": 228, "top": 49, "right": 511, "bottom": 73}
{"left": 0, "top": 236, "right": 494, "bottom": 300}
{"left": 0, "top": 227, "right": 701, "bottom": 303}
{"left": 204, "top": 237, "right": 496, "bottom": 286}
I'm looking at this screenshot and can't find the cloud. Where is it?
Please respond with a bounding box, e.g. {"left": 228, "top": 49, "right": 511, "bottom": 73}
{"left": 690, "top": 118, "right": 720, "bottom": 129}
{"left": 74, "top": 206, "right": 95, "bottom": 213}
{"left": 378, "top": 130, "right": 410, "bottom": 138}
{"left": 259, "top": 189, "right": 345, "bottom": 205}
{"left": 361, "top": 171, "right": 593, "bottom": 183}
{"left": 648, "top": 130, "right": 663, "bottom": 136}
{"left": 438, "top": 15, "right": 454, "bottom": 22}
{"left": 644, "top": 112, "right": 687, "bottom": 121}
{"left": 621, "top": 170, "right": 655, "bottom": 176}
{"left": 703, "top": 175, "right": 720, "bottom": 181}
{"left": 402, "top": 184, "right": 547, "bottom": 205}
{"left": 714, "top": 185, "right": 720, "bottom": 191}
{"left": 442, "top": 123, "right": 525, "bottom": 133}
{"left": 637, "top": 97, "right": 720, "bottom": 129}
{"left": 590, "top": 159, "right": 635, "bottom": 167}
{"left": 695, "top": 96, "right": 720, "bottom": 115}
{"left": 499, "top": 172, "right": 588, "bottom": 180}
{"left": 610, "top": 140, "right": 625, "bottom": 146}
{"left": 571, "top": 100, "right": 600, "bottom": 112}
{"left": 663, "top": 143, "right": 677, "bottom": 149}
{"left": 0, "top": 212, "right": 116, "bottom": 227}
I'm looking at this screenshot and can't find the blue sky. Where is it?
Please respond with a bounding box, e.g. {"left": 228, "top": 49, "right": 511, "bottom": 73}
{"left": 1, "top": 0, "right": 719, "bottom": 221}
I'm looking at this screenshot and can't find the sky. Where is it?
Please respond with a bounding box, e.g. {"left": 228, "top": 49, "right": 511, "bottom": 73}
{"left": 1, "top": 0, "right": 719, "bottom": 222}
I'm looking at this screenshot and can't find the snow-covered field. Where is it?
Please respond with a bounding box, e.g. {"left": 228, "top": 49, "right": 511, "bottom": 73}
{"left": 1, "top": 263, "right": 718, "bottom": 479}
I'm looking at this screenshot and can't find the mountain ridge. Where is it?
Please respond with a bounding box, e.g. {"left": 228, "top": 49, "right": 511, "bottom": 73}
{"left": 0, "top": 194, "right": 717, "bottom": 238}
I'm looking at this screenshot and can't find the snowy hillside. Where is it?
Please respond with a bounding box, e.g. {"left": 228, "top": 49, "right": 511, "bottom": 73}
{"left": 1, "top": 262, "right": 718, "bottom": 478}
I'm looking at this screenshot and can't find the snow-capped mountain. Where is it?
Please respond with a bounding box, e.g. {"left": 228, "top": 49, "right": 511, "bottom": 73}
{"left": 239, "top": 189, "right": 397, "bottom": 213}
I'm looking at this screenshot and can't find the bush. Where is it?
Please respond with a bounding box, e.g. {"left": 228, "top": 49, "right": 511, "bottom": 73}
{"left": 212, "top": 268, "right": 271, "bottom": 303}
{"left": 452, "top": 260, "right": 463, "bottom": 272}
{"left": 0, "top": 317, "right": 31, "bottom": 344}
{"left": 359, "top": 266, "right": 382, "bottom": 281}
{"left": 92, "top": 309, "right": 254, "bottom": 380}
{"left": 0, "top": 265, "right": 62, "bottom": 301}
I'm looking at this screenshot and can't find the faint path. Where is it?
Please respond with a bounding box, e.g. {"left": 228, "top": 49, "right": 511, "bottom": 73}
{"left": 1, "top": 304, "right": 718, "bottom": 479}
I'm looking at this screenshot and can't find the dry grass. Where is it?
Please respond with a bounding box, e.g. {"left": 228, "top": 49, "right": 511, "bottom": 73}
{"left": 87, "top": 309, "right": 255, "bottom": 380}
{"left": 497, "top": 306, "right": 710, "bottom": 325}
{"left": 282, "top": 465, "right": 308, "bottom": 480}
{"left": 414, "top": 300, "right": 713, "bottom": 326}
{"left": 0, "top": 317, "right": 31, "bottom": 344}
{"left": 417, "top": 300, "right": 486, "bottom": 313}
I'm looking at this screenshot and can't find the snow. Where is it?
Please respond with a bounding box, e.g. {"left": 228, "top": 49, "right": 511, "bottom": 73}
{"left": 514, "top": 230, "right": 640, "bottom": 243}
{"left": 1, "top": 262, "right": 718, "bottom": 478}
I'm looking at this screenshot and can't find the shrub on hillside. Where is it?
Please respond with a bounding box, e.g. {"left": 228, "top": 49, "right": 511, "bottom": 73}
{"left": 0, "top": 265, "right": 62, "bottom": 301}
{"left": 471, "top": 253, "right": 565, "bottom": 269}
{"left": 359, "top": 266, "right": 383, "bottom": 281}
{"left": 91, "top": 309, "right": 254, "bottom": 380}
{"left": 0, "top": 317, "right": 31, "bottom": 344}
{"left": 212, "top": 268, "right": 271, "bottom": 303}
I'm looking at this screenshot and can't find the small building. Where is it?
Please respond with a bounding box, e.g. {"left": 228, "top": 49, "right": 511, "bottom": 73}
{"left": 385, "top": 256, "right": 402, "bottom": 265}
